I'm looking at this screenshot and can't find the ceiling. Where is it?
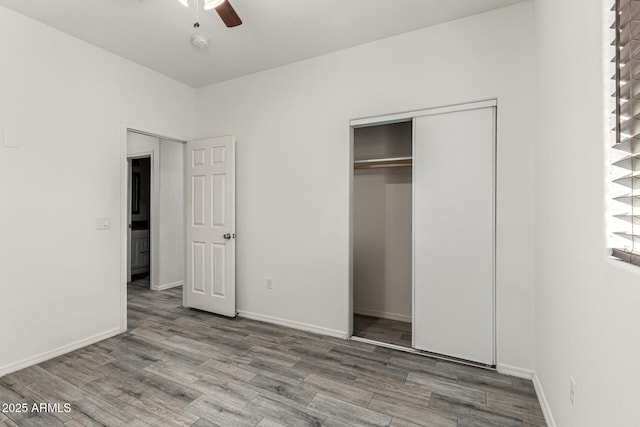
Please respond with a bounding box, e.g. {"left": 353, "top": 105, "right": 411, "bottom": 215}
{"left": 0, "top": 0, "right": 527, "bottom": 88}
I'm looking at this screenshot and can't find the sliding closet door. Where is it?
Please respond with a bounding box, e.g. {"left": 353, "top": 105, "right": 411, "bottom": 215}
{"left": 413, "top": 106, "right": 495, "bottom": 365}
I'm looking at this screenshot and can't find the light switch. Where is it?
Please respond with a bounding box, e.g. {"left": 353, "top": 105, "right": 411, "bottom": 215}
{"left": 96, "top": 217, "right": 111, "bottom": 230}
{"left": 2, "top": 130, "right": 18, "bottom": 148}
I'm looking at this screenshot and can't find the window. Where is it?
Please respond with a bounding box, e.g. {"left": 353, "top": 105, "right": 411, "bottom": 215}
{"left": 612, "top": 0, "right": 640, "bottom": 265}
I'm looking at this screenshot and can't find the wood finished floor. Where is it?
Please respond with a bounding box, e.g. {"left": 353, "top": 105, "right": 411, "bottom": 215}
{"left": 353, "top": 315, "right": 412, "bottom": 349}
{"left": 0, "top": 281, "right": 546, "bottom": 426}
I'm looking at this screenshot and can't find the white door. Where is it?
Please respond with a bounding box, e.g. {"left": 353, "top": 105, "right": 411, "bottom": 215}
{"left": 184, "top": 136, "right": 236, "bottom": 317}
{"left": 413, "top": 106, "right": 495, "bottom": 365}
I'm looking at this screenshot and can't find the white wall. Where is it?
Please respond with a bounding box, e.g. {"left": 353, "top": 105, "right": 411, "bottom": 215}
{"left": 197, "top": 2, "right": 537, "bottom": 370}
{"left": 534, "top": 0, "right": 640, "bottom": 426}
{"left": 353, "top": 169, "right": 412, "bottom": 322}
{"left": 158, "top": 139, "right": 184, "bottom": 289}
{"left": 129, "top": 132, "right": 160, "bottom": 155}
{"left": 0, "top": 6, "right": 195, "bottom": 374}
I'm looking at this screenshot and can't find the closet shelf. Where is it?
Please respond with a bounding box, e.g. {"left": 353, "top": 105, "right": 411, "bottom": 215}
{"left": 354, "top": 156, "right": 412, "bottom": 169}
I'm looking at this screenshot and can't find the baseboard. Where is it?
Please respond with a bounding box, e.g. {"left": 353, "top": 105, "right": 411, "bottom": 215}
{"left": 496, "top": 363, "right": 534, "bottom": 379}
{"left": 533, "top": 372, "right": 557, "bottom": 427}
{"left": 237, "top": 310, "right": 348, "bottom": 340}
{"left": 152, "top": 280, "right": 183, "bottom": 291}
{"left": 354, "top": 308, "right": 412, "bottom": 323}
{"left": 0, "top": 327, "right": 123, "bottom": 377}
{"left": 497, "top": 366, "right": 556, "bottom": 427}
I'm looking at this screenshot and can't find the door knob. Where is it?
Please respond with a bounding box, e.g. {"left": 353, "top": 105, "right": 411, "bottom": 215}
{"left": 223, "top": 233, "right": 232, "bottom": 239}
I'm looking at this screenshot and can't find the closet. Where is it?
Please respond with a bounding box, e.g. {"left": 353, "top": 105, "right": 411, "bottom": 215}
{"left": 351, "top": 100, "right": 496, "bottom": 366}
{"left": 352, "top": 121, "right": 413, "bottom": 347}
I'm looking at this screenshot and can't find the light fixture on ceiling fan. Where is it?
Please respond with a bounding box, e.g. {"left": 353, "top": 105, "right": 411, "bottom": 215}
{"left": 203, "top": 0, "right": 225, "bottom": 10}
{"left": 176, "top": 0, "right": 242, "bottom": 28}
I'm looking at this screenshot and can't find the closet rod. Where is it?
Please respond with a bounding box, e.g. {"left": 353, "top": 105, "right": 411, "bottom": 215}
{"left": 354, "top": 162, "right": 412, "bottom": 170}
{"left": 354, "top": 156, "right": 412, "bottom": 164}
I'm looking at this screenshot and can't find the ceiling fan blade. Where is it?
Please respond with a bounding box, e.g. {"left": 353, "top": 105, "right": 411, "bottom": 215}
{"left": 215, "top": 1, "right": 242, "bottom": 28}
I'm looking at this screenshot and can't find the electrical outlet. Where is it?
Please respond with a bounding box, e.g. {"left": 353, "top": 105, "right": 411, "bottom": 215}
{"left": 569, "top": 376, "right": 576, "bottom": 407}
{"left": 266, "top": 277, "right": 273, "bottom": 290}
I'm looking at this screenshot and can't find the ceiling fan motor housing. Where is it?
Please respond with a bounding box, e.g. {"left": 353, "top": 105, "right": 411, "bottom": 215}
{"left": 191, "top": 34, "right": 210, "bottom": 49}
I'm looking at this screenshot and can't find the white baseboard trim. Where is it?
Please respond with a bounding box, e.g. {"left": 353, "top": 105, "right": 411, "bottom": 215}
{"left": 237, "top": 310, "right": 348, "bottom": 340}
{"left": 496, "top": 363, "right": 534, "bottom": 379}
{"left": 0, "top": 327, "right": 123, "bottom": 377}
{"left": 354, "top": 308, "right": 412, "bottom": 323}
{"left": 496, "top": 366, "right": 556, "bottom": 427}
{"left": 152, "top": 280, "right": 183, "bottom": 291}
{"left": 533, "top": 372, "right": 557, "bottom": 427}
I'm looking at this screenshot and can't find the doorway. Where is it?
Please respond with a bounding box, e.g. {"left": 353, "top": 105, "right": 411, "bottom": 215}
{"left": 128, "top": 157, "right": 152, "bottom": 287}
{"left": 122, "top": 129, "right": 186, "bottom": 338}
{"left": 120, "top": 129, "right": 237, "bottom": 332}
{"left": 351, "top": 121, "right": 413, "bottom": 348}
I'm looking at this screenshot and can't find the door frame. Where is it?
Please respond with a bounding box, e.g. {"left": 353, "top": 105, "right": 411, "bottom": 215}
{"left": 119, "top": 123, "right": 190, "bottom": 332}
{"left": 347, "top": 99, "right": 497, "bottom": 365}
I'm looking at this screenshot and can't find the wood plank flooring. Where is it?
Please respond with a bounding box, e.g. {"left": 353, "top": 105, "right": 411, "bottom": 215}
{"left": 0, "top": 281, "right": 546, "bottom": 426}
{"left": 353, "top": 315, "right": 412, "bottom": 348}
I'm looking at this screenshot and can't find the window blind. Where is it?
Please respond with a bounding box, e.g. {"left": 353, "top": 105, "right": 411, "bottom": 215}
{"left": 612, "top": 0, "right": 640, "bottom": 265}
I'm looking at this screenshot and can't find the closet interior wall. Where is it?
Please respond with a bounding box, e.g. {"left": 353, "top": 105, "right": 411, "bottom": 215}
{"left": 353, "top": 121, "right": 413, "bottom": 345}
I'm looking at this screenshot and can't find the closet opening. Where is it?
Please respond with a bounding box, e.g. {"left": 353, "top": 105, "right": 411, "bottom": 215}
{"left": 349, "top": 100, "right": 496, "bottom": 367}
{"left": 351, "top": 120, "right": 413, "bottom": 349}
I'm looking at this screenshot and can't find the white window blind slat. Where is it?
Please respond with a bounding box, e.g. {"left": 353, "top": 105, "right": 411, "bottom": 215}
{"left": 616, "top": 98, "right": 640, "bottom": 119}
{"left": 612, "top": 155, "right": 640, "bottom": 170}
{"left": 613, "top": 214, "right": 640, "bottom": 226}
{"left": 611, "top": 0, "right": 640, "bottom": 264}
{"left": 613, "top": 195, "right": 640, "bottom": 207}
{"left": 613, "top": 138, "right": 640, "bottom": 154}
{"left": 613, "top": 175, "right": 640, "bottom": 188}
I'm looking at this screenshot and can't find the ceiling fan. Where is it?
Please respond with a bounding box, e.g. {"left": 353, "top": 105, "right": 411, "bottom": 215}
{"left": 176, "top": 0, "right": 242, "bottom": 28}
